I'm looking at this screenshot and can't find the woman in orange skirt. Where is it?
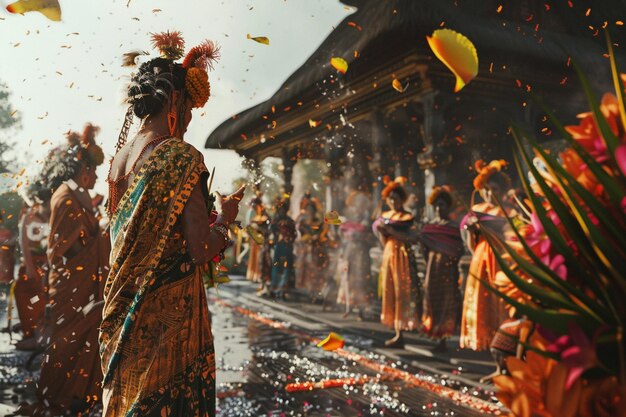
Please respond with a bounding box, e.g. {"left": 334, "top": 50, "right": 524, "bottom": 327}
{"left": 373, "top": 178, "right": 419, "bottom": 347}
{"left": 459, "top": 160, "right": 514, "bottom": 351}
{"left": 245, "top": 196, "right": 271, "bottom": 289}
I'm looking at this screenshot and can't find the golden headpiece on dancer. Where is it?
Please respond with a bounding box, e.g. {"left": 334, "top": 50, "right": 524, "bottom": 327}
{"left": 472, "top": 160, "right": 508, "bottom": 191}
{"left": 381, "top": 176, "right": 408, "bottom": 199}
{"left": 428, "top": 185, "right": 453, "bottom": 205}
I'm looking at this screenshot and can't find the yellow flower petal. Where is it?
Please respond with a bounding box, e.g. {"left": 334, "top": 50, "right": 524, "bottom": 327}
{"left": 6, "top": 0, "right": 61, "bottom": 21}
{"left": 309, "top": 119, "right": 322, "bottom": 128}
{"left": 426, "top": 28, "right": 478, "bottom": 92}
{"left": 246, "top": 34, "right": 270, "bottom": 45}
{"left": 330, "top": 57, "right": 348, "bottom": 74}
{"left": 317, "top": 332, "right": 345, "bottom": 351}
{"left": 324, "top": 210, "right": 342, "bottom": 225}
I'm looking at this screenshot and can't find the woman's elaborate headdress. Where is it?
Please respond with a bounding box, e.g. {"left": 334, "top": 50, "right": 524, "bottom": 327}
{"left": 72, "top": 123, "right": 104, "bottom": 167}
{"left": 39, "top": 123, "right": 103, "bottom": 191}
{"left": 428, "top": 185, "right": 453, "bottom": 205}
{"left": 148, "top": 31, "right": 219, "bottom": 108}
{"left": 381, "top": 176, "right": 408, "bottom": 199}
{"left": 117, "top": 31, "right": 219, "bottom": 151}
{"left": 472, "top": 159, "right": 508, "bottom": 191}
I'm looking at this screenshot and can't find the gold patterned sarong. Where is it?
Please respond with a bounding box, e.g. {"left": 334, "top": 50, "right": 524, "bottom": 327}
{"left": 100, "top": 139, "right": 215, "bottom": 417}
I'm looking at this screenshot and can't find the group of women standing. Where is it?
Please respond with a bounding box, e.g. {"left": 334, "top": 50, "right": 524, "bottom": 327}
{"left": 249, "top": 163, "right": 513, "bottom": 358}
{"left": 372, "top": 163, "right": 518, "bottom": 360}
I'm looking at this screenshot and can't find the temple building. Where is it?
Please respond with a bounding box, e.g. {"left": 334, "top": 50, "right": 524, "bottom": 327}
{"left": 206, "top": 0, "right": 624, "bottom": 216}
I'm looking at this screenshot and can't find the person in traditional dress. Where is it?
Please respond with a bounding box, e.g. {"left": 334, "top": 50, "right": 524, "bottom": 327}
{"left": 17, "top": 124, "right": 110, "bottom": 416}
{"left": 269, "top": 198, "right": 296, "bottom": 299}
{"left": 100, "top": 32, "right": 244, "bottom": 417}
{"left": 245, "top": 196, "right": 271, "bottom": 292}
{"left": 13, "top": 181, "right": 51, "bottom": 350}
{"left": 336, "top": 188, "right": 372, "bottom": 319}
{"left": 418, "top": 186, "right": 464, "bottom": 352}
{"left": 372, "top": 177, "right": 420, "bottom": 347}
{"left": 0, "top": 212, "right": 16, "bottom": 285}
{"left": 295, "top": 194, "right": 329, "bottom": 300}
{"left": 459, "top": 160, "right": 514, "bottom": 351}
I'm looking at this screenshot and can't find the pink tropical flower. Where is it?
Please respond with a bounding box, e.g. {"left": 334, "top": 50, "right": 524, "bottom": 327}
{"left": 616, "top": 144, "right": 626, "bottom": 177}
{"left": 523, "top": 212, "right": 568, "bottom": 279}
{"left": 539, "top": 324, "right": 598, "bottom": 390}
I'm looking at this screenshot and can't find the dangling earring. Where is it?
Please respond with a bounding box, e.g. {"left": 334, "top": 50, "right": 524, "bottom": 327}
{"left": 168, "top": 110, "right": 178, "bottom": 136}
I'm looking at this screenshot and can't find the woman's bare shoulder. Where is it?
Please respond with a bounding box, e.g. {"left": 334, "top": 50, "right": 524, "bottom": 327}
{"left": 108, "top": 146, "right": 131, "bottom": 181}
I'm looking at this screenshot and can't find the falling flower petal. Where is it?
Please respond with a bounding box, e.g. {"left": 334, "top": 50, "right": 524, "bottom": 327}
{"left": 330, "top": 57, "right": 348, "bottom": 74}
{"left": 317, "top": 332, "right": 345, "bottom": 351}
{"left": 246, "top": 34, "right": 270, "bottom": 45}
{"left": 309, "top": 119, "right": 322, "bottom": 128}
{"left": 426, "top": 28, "right": 478, "bottom": 92}
{"left": 392, "top": 78, "right": 408, "bottom": 93}
{"left": 6, "top": 0, "right": 61, "bottom": 21}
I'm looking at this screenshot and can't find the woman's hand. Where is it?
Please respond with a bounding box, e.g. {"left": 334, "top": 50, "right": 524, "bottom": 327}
{"left": 216, "top": 185, "right": 245, "bottom": 224}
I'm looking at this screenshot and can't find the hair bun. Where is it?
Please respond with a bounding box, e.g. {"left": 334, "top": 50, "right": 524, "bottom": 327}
{"left": 129, "top": 82, "right": 163, "bottom": 119}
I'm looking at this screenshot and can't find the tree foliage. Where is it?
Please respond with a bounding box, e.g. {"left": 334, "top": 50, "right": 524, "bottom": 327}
{"left": 0, "top": 81, "right": 21, "bottom": 173}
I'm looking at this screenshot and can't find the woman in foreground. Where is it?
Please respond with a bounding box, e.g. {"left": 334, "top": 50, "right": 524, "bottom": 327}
{"left": 100, "top": 31, "right": 244, "bottom": 417}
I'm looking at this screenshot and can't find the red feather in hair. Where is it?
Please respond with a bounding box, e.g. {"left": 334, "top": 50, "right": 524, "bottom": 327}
{"left": 81, "top": 123, "right": 100, "bottom": 146}
{"left": 182, "top": 40, "right": 220, "bottom": 71}
{"left": 150, "top": 31, "right": 185, "bottom": 60}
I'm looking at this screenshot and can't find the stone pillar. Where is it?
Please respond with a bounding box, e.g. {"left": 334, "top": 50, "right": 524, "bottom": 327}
{"left": 367, "top": 110, "right": 393, "bottom": 209}
{"left": 281, "top": 148, "right": 297, "bottom": 196}
{"left": 324, "top": 134, "right": 346, "bottom": 212}
{"left": 417, "top": 89, "right": 453, "bottom": 220}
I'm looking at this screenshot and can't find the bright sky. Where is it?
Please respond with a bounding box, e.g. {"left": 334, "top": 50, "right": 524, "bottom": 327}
{"left": 0, "top": 0, "right": 348, "bottom": 196}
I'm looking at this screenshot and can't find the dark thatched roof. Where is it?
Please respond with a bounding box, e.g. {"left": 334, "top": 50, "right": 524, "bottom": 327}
{"left": 206, "top": 0, "right": 626, "bottom": 151}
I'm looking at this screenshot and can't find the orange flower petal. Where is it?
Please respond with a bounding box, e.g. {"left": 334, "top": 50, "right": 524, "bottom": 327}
{"left": 392, "top": 78, "right": 408, "bottom": 93}
{"left": 317, "top": 332, "right": 345, "bottom": 351}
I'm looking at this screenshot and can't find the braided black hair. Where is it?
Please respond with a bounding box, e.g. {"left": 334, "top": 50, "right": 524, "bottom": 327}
{"left": 388, "top": 185, "right": 408, "bottom": 203}
{"left": 116, "top": 58, "right": 188, "bottom": 151}
{"left": 128, "top": 58, "right": 186, "bottom": 119}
